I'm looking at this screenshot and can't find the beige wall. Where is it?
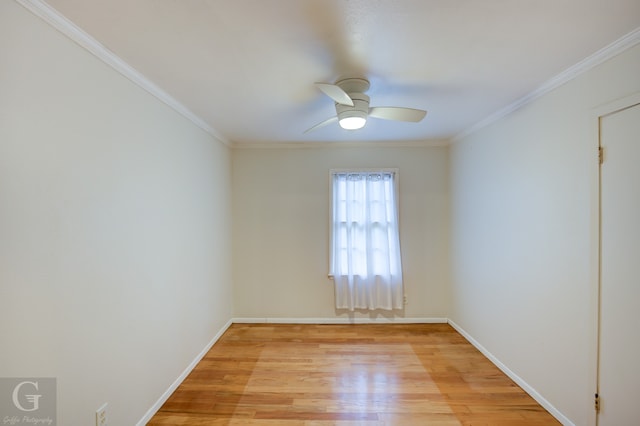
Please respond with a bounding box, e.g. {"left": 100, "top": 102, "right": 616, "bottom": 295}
{"left": 450, "top": 44, "right": 640, "bottom": 425}
{"left": 0, "top": 2, "right": 233, "bottom": 425}
{"left": 232, "top": 144, "right": 450, "bottom": 320}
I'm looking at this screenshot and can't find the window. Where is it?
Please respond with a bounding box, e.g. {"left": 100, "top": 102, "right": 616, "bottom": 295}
{"left": 329, "top": 169, "right": 403, "bottom": 310}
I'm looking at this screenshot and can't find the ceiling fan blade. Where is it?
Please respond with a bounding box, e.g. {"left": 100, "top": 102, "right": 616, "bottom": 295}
{"left": 304, "top": 116, "right": 338, "bottom": 134}
{"left": 369, "top": 106, "right": 427, "bottom": 122}
{"left": 315, "top": 83, "right": 354, "bottom": 106}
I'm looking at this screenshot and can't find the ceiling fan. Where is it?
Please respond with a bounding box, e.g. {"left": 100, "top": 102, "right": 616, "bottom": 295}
{"left": 304, "top": 77, "right": 427, "bottom": 133}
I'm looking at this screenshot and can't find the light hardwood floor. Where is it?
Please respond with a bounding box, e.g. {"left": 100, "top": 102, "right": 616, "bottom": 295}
{"left": 148, "top": 323, "right": 560, "bottom": 425}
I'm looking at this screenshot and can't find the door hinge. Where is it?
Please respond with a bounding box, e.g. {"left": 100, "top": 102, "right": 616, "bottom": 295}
{"left": 595, "top": 393, "right": 600, "bottom": 412}
{"left": 599, "top": 146, "right": 604, "bottom": 164}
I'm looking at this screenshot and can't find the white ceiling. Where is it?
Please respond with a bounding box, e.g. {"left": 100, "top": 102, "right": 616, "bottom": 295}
{"left": 41, "top": 0, "right": 640, "bottom": 145}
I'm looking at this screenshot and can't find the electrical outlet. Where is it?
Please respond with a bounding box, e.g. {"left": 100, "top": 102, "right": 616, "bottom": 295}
{"left": 96, "top": 403, "right": 108, "bottom": 426}
{"left": 403, "top": 295, "right": 408, "bottom": 305}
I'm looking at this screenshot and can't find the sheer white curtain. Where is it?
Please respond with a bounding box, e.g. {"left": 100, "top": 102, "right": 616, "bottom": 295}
{"left": 330, "top": 170, "right": 403, "bottom": 311}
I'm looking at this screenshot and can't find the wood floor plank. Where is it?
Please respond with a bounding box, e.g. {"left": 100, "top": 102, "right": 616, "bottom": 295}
{"left": 148, "top": 324, "right": 560, "bottom": 425}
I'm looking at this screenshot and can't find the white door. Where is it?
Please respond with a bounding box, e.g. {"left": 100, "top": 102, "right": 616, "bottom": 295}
{"left": 598, "top": 101, "right": 640, "bottom": 425}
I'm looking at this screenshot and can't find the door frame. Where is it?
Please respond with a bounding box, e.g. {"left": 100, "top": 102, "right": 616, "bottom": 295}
{"left": 589, "top": 92, "right": 640, "bottom": 426}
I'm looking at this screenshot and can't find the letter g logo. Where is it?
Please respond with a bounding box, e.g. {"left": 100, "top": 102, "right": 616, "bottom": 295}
{"left": 12, "top": 381, "right": 42, "bottom": 412}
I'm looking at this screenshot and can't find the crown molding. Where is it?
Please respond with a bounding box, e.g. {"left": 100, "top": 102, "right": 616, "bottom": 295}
{"left": 16, "top": 0, "right": 231, "bottom": 147}
{"left": 453, "top": 26, "right": 640, "bottom": 143}
{"left": 231, "top": 139, "right": 450, "bottom": 149}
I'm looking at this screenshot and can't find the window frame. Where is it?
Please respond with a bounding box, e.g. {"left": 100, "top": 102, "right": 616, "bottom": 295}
{"left": 328, "top": 168, "right": 400, "bottom": 278}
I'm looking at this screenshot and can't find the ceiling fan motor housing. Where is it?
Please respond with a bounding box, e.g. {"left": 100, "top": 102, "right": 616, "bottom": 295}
{"left": 335, "top": 77, "right": 370, "bottom": 93}
{"left": 336, "top": 92, "right": 370, "bottom": 125}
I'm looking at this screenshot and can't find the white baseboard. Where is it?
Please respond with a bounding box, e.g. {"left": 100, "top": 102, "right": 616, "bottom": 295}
{"left": 136, "top": 318, "right": 233, "bottom": 426}
{"left": 232, "top": 317, "right": 448, "bottom": 324}
{"left": 447, "top": 319, "right": 574, "bottom": 426}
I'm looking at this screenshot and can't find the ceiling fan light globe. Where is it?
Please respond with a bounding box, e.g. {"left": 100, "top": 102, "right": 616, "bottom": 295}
{"left": 336, "top": 97, "right": 369, "bottom": 130}
{"left": 339, "top": 116, "right": 366, "bottom": 130}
